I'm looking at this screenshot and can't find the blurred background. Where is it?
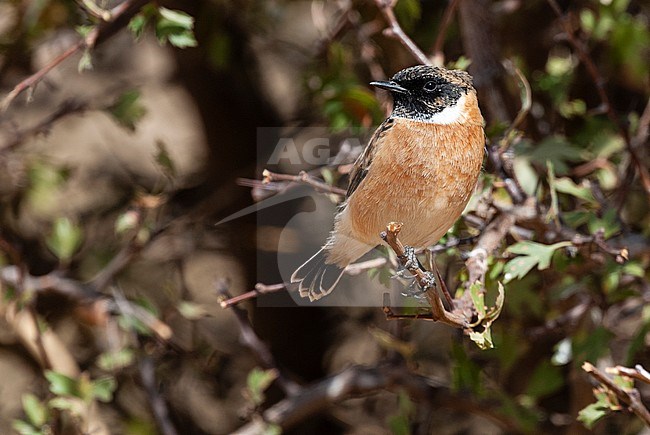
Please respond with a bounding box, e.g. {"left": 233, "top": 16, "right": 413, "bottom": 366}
{"left": 0, "top": 0, "right": 649, "bottom": 434}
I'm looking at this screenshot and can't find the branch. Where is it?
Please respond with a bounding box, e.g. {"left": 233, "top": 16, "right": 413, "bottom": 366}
{"left": 583, "top": 362, "right": 650, "bottom": 427}
{"left": 430, "top": 0, "right": 461, "bottom": 65}
{"left": 233, "top": 363, "right": 519, "bottom": 434}
{"left": 374, "top": 0, "right": 431, "bottom": 65}
{"left": 217, "top": 279, "right": 302, "bottom": 396}
{"left": 1, "top": 0, "right": 150, "bottom": 111}
{"left": 262, "top": 169, "right": 346, "bottom": 196}
{"left": 380, "top": 222, "right": 468, "bottom": 329}
{"left": 139, "top": 356, "right": 179, "bottom": 435}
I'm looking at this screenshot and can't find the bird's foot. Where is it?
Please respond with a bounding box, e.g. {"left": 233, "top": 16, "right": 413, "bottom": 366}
{"left": 420, "top": 271, "right": 436, "bottom": 290}
{"left": 401, "top": 246, "right": 419, "bottom": 271}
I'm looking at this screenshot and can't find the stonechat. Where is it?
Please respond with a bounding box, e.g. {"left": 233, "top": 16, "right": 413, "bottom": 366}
{"left": 291, "top": 65, "right": 485, "bottom": 301}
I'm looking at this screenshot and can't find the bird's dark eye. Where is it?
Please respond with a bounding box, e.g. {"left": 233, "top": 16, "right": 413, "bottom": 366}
{"left": 423, "top": 81, "right": 438, "bottom": 92}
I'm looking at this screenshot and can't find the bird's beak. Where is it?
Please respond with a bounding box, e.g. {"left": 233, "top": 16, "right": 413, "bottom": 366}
{"left": 370, "top": 81, "right": 408, "bottom": 94}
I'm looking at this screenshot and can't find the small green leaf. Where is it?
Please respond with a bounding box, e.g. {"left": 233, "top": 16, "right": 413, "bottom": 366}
{"left": 92, "top": 376, "right": 117, "bottom": 402}
{"left": 22, "top": 393, "right": 48, "bottom": 427}
{"left": 246, "top": 368, "right": 278, "bottom": 406}
{"left": 48, "top": 396, "right": 84, "bottom": 417}
{"left": 108, "top": 90, "right": 147, "bottom": 131}
{"left": 155, "top": 8, "right": 197, "bottom": 48}
{"left": 158, "top": 7, "right": 194, "bottom": 28}
{"left": 46, "top": 217, "right": 83, "bottom": 263}
{"left": 11, "top": 420, "right": 40, "bottom": 435}
{"left": 128, "top": 14, "right": 148, "bottom": 39}
{"left": 45, "top": 371, "right": 78, "bottom": 397}
{"left": 578, "top": 402, "right": 609, "bottom": 429}
{"left": 78, "top": 49, "right": 93, "bottom": 73}
{"left": 167, "top": 32, "right": 198, "bottom": 48}
{"left": 554, "top": 177, "right": 598, "bottom": 205}
{"left": 469, "top": 282, "right": 486, "bottom": 321}
{"left": 177, "top": 301, "right": 209, "bottom": 320}
{"left": 469, "top": 282, "right": 505, "bottom": 350}
{"left": 97, "top": 348, "right": 135, "bottom": 371}
{"left": 504, "top": 241, "right": 571, "bottom": 282}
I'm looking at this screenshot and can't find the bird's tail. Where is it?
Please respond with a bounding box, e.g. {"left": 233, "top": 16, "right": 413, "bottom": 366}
{"left": 290, "top": 248, "right": 345, "bottom": 302}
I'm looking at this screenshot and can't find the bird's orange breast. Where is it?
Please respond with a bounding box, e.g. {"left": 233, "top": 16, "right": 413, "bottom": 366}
{"left": 347, "top": 117, "right": 484, "bottom": 248}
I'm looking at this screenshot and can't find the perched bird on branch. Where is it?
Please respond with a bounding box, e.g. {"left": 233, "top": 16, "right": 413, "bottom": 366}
{"left": 292, "top": 65, "right": 485, "bottom": 301}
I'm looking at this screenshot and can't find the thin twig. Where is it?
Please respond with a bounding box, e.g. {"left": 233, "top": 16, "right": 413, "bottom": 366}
{"left": 216, "top": 279, "right": 302, "bottom": 396}
{"left": 380, "top": 222, "right": 468, "bottom": 328}
{"left": 219, "top": 283, "right": 287, "bottom": 308}
{"left": 430, "top": 0, "right": 461, "bottom": 65}
{"left": 139, "top": 356, "right": 179, "bottom": 435}
{"left": 583, "top": 362, "right": 650, "bottom": 427}
{"left": 374, "top": 0, "right": 431, "bottom": 65}
{"left": 1, "top": 0, "right": 150, "bottom": 111}
{"left": 262, "top": 169, "right": 346, "bottom": 196}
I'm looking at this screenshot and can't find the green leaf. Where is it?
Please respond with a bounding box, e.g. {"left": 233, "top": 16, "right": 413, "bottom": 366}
{"left": 578, "top": 402, "right": 609, "bottom": 429}
{"left": 469, "top": 282, "right": 486, "bottom": 320}
{"left": 177, "top": 300, "right": 209, "bottom": 320}
{"left": 48, "top": 396, "right": 84, "bottom": 417}
{"left": 92, "top": 376, "right": 117, "bottom": 402}
{"left": 128, "top": 14, "right": 148, "bottom": 40}
{"left": 22, "top": 393, "right": 48, "bottom": 427}
{"left": 11, "top": 420, "right": 40, "bottom": 435}
{"left": 554, "top": 177, "right": 598, "bottom": 205}
{"left": 167, "top": 32, "right": 198, "bottom": 48}
{"left": 155, "top": 8, "right": 197, "bottom": 48}
{"left": 246, "top": 368, "right": 278, "bottom": 406}
{"left": 158, "top": 7, "right": 194, "bottom": 28}
{"left": 46, "top": 217, "right": 83, "bottom": 263}
{"left": 108, "top": 90, "right": 147, "bottom": 131}
{"left": 78, "top": 49, "right": 93, "bottom": 73}
{"left": 469, "top": 282, "right": 505, "bottom": 350}
{"left": 45, "top": 371, "right": 78, "bottom": 397}
{"left": 504, "top": 241, "right": 571, "bottom": 282}
{"left": 97, "top": 348, "right": 135, "bottom": 371}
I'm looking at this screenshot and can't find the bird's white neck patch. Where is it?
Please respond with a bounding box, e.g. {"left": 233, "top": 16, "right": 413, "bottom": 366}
{"left": 427, "top": 94, "right": 466, "bottom": 124}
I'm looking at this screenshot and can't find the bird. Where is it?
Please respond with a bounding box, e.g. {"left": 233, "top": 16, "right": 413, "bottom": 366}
{"left": 291, "top": 65, "right": 485, "bottom": 302}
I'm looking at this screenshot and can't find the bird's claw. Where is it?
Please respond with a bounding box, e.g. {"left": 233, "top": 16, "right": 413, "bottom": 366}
{"left": 401, "top": 246, "right": 418, "bottom": 271}
{"left": 420, "top": 271, "right": 436, "bottom": 290}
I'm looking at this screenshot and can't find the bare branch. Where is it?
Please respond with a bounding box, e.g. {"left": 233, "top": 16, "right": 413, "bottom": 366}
{"left": 216, "top": 279, "right": 302, "bottom": 396}
{"left": 374, "top": 0, "right": 431, "bottom": 65}
{"left": 262, "top": 169, "right": 347, "bottom": 197}
{"left": 380, "top": 222, "right": 468, "bottom": 329}
{"left": 431, "top": 0, "right": 461, "bottom": 65}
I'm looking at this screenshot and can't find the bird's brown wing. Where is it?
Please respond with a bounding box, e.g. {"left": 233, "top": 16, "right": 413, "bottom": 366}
{"left": 346, "top": 117, "right": 394, "bottom": 199}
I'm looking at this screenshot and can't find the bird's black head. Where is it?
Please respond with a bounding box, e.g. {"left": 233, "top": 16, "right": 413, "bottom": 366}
{"left": 371, "top": 65, "right": 475, "bottom": 123}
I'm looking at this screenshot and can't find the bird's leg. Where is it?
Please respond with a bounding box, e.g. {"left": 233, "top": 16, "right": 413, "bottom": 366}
{"left": 400, "top": 246, "right": 419, "bottom": 271}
